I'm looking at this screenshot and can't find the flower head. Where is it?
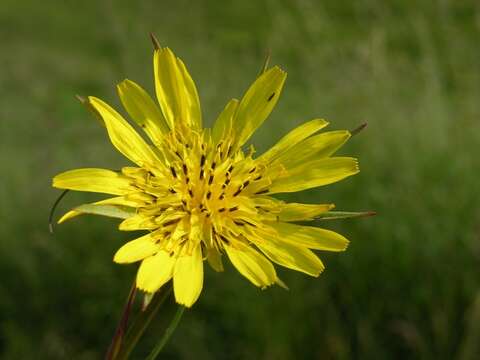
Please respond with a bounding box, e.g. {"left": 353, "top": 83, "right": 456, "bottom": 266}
{"left": 53, "top": 42, "right": 359, "bottom": 307}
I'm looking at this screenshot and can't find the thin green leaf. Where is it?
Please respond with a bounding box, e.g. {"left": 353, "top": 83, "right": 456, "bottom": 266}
{"left": 315, "top": 211, "right": 376, "bottom": 220}
{"left": 74, "top": 204, "right": 136, "bottom": 219}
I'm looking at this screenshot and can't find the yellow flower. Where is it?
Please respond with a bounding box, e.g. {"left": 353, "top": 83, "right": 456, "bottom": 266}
{"left": 52, "top": 44, "right": 359, "bottom": 307}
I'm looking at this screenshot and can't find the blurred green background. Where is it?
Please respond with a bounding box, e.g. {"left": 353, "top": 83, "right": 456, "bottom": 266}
{"left": 1, "top": 0, "right": 480, "bottom": 359}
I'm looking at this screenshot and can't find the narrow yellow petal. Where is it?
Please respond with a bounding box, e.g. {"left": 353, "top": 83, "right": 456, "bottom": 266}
{"left": 173, "top": 245, "right": 203, "bottom": 307}
{"left": 136, "top": 251, "right": 176, "bottom": 293}
{"left": 224, "top": 243, "right": 277, "bottom": 288}
{"left": 53, "top": 168, "right": 133, "bottom": 195}
{"left": 268, "top": 157, "right": 359, "bottom": 193}
{"left": 153, "top": 47, "right": 202, "bottom": 130}
{"left": 272, "top": 130, "right": 351, "bottom": 169}
{"left": 119, "top": 214, "right": 157, "bottom": 231}
{"left": 117, "top": 79, "right": 170, "bottom": 144}
{"left": 114, "top": 233, "right": 160, "bottom": 264}
{"left": 211, "top": 99, "right": 238, "bottom": 144}
{"left": 271, "top": 222, "right": 349, "bottom": 251}
{"left": 257, "top": 119, "right": 329, "bottom": 163}
{"left": 256, "top": 239, "right": 324, "bottom": 276}
{"left": 278, "top": 203, "right": 335, "bottom": 222}
{"left": 233, "top": 66, "right": 287, "bottom": 147}
{"left": 87, "top": 96, "right": 160, "bottom": 167}
{"left": 206, "top": 247, "right": 224, "bottom": 272}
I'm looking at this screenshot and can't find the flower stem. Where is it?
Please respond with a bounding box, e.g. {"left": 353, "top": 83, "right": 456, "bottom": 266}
{"left": 146, "top": 305, "right": 186, "bottom": 360}
{"left": 106, "top": 281, "right": 137, "bottom": 360}
{"left": 116, "top": 284, "right": 172, "bottom": 360}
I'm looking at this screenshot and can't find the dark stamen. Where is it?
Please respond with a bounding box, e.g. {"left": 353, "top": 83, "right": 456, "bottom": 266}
{"left": 200, "top": 154, "right": 206, "bottom": 167}
{"left": 200, "top": 169, "right": 205, "bottom": 180}
{"left": 249, "top": 167, "right": 256, "bottom": 173}
{"left": 218, "top": 208, "right": 226, "bottom": 213}
{"left": 242, "top": 180, "right": 250, "bottom": 188}
{"left": 233, "top": 187, "right": 242, "bottom": 197}
{"left": 211, "top": 162, "right": 217, "bottom": 170}
{"left": 185, "top": 176, "right": 190, "bottom": 184}
{"left": 206, "top": 191, "right": 212, "bottom": 199}
{"left": 208, "top": 174, "right": 214, "bottom": 185}
{"left": 267, "top": 92, "right": 275, "bottom": 101}
{"left": 227, "top": 165, "right": 234, "bottom": 173}
{"left": 255, "top": 189, "right": 269, "bottom": 195}
{"left": 170, "top": 166, "right": 177, "bottom": 178}
{"left": 169, "top": 188, "right": 176, "bottom": 194}
{"left": 182, "top": 164, "right": 188, "bottom": 175}
{"left": 254, "top": 175, "right": 262, "bottom": 181}
{"left": 163, "top": 218, "right": 180, "bottom": 227}
{"left": 188, "top": 189, "right": 194, "bottom": 197}
{"left": 229, "top": 206, "right": 238, "bottom": 212}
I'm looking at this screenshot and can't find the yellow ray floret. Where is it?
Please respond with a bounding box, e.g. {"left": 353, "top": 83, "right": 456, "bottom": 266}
{"left": 52, "top": 44, "right": 361, "bottom": 307}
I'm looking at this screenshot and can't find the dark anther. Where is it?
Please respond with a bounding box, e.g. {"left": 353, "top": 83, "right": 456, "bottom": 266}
{"left": 233, "top": 187, "right": 242, "bottom": 197}
{"left": 255, "top": 189, "right": 269, "bottom": 195}
{"left": 234, "top": 220, "right": 245, "bottom": 226}
{"left": 186, "top": 176, "right": 190, "bottom": 184}
{"left": 249, "top": 167, "right": 256, "bottom": 173}
{"left": 227, "top": 145, "right": 232, "bottom": 156}
{"left": 181, "top": 199, "right": 187, "bottom": 206}
{"left": 206, "top": 191, "right": 212, "bottom": 199}
{"left": 188, "top": 189, "right": 194, "bottom": 197}
{"left": 170, "top": 166, "right": 177, "bottom": 178}
{"left": 222, "top": 184, "right": 226, "bottom": 189}
{"left": 206, "top": 212, "right": 211, "bottom": 218}
{"left": 200, "top": 169, "right": 205, "bottom": 180}
{"left": 211, "top": 162, "right": 217, "bottom": 170}
{"left": 169, "top": 188, "right": 176, "bottom": 194}
{"left": 229, "top": 206, "right": 239, "bottom": 212}
{"left": 208, "top": 174, "right": 214, "bottom": 185}
{"left": 175, "top": 151, "right": 182, "bottom": 159}
{"left": 219, "top": 234, "right": 229, "bottom": 243}
{"left": 200, "top": 154, "right": 206, "bottom": 167}
{"left": 225, "top": 178, "right": 231, "bottom": 185}
{"left": 242, "top": 180, "right": 250, "bottom": 188}
{"left": 254, "top": 175, "right": 262, "bottom": 181}
{"left": 218, "top": 208, "right": 226, "bottom": 213}
{"left": 219, "top": 193, "right": 225, "bottom": 200}
{"left": 163, "top": 218, "right": 180, "bottom": 227}
{"left": 267, "top": 92, "right": 275, "bottom": 101}
{"left": 227, "top": 165, "right": 234, "bottom": 173}
{"left": 182, "top": 164, "right": 188, "bottom": 175}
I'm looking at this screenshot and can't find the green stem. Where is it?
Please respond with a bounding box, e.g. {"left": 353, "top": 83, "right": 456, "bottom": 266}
{"left": 116, "top": 284, "right": 172, "bottom": 360}
{"left": 146, "top": 305, "right": 186, "bottom": 360}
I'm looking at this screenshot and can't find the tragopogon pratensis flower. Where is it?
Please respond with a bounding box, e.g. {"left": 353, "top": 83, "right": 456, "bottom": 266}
{"left": 53, "top": 41, "right": 359, "bottom": 307}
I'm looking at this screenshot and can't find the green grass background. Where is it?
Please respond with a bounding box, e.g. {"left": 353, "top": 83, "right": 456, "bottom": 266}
{"left": 1, "top": 0, "right": 480, "bottom": 359}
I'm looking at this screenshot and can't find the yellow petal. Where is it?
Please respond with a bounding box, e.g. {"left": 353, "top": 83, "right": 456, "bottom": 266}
{"left": 272, "top": 130, "right": 351, "bottom": 169}
{"left": 269, "top": 157, "right": 359, "bottom": 193}
{"left": 87, "top": 96, "right": 160, "bottom": 167}
{"left": 114, "top": 233, "right": 160, "bottom": 264}
{"left": 257, "top": 119, "right": 329, "bottom": 163}
{"left": 153, "top": 47, "right": 201, "bottom": 130}
{"left": 206, "top": 247, "right": 224, "bottom": 272}
{"left": 233, "top": 66, "right": 287, "bottom": 147}
{"left": 211, "top": 99, "right": 238, "bottom": 144}
{"left": 137, "top": 251, "right": 176, "bottom": 293}
{"left": 256, "top": 239, "right": 324, "bottom": 276}
{"left": 271, "top": 222, "right": 349, "bottom": 251}
{"left": 119, "top": 214, "right": 157, "bottom": 231}
{"left": 117, "top": 79, "right": 170, "bottom": 144}
{"left": 173, "top": 245, "right": 203, "bottom": 307}
{"left": 224, "top": 243, "right": 277, "bottom": 288}
{"left": 278, "top": 203, "right": 335, "bottom": 222}
{"left": 53, "top": 168, "right": 133, "bottom": 195}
